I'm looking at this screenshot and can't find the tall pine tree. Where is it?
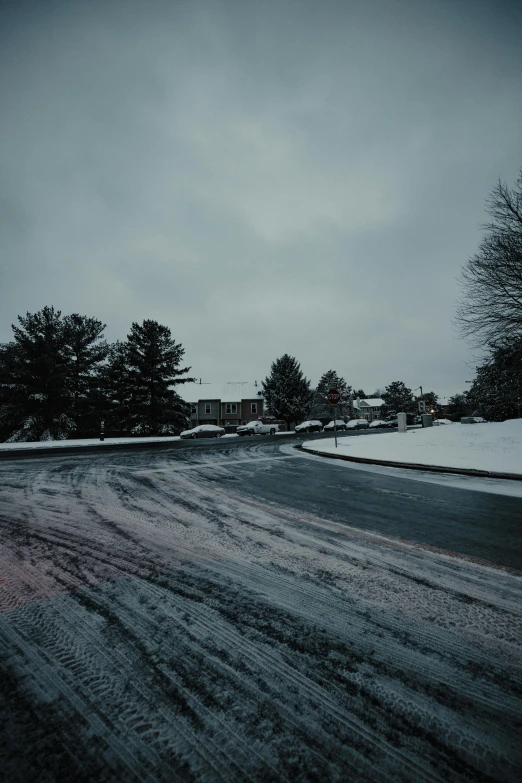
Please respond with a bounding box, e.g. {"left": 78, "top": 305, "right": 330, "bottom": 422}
{"left": 380, "top": 381, "right": 415, "bottom": 419}
{"left": 102, "top": 341, "right": 132, "bottom": 433}
{"left": 262, "top": 354, "right": 313, "bottom": 430}
{"left": 311, "top": 370, "right": 353, "bottom": 420}
{"left": 125, "top": 320, "right": 194, "bottom": 435}
{"left": 63, "top": 313, "right": 108, "bottom": 435}
{"left": 0, "top": 307, "right": 74, "bottom": 441}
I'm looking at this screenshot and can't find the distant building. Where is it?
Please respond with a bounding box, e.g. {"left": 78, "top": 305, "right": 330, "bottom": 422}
{"left": 178, "top": 381, "right": 264, "bottom": 427}
{"left": 353, "top": 398, "right": 385, "bottom": 422}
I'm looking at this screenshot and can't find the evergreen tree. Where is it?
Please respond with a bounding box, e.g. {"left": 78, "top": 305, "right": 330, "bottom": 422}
{"left": 125, "top": 320, "right": 194, "bottom": 435}
{"left": 354, "top": 389, "right": 366, "bottom": 398}
{"left": 262, "top": 354, "right": 313, "bottom": 430}
{"left": 0, "top": 307, "right": 74, "bottom": 441}
{"left": 467, "top": 337, "right": 522, "bottom": 420}
{"left": 446, "top": 393, "right": 472, "bottom": 421}
{"left": 381, "top": 381, "right": 415, "bottom": 419}
{"left": 101, "top": 341, "right": 132, "bottom": 433}
{"left": 63, "top": 313, "right": 108, "bottom": 434}
{"left": 0, "top": 342, "right": 19, "bottom": 441}
{"left": 311, "top": 370, "right": 353, "bottom": 420}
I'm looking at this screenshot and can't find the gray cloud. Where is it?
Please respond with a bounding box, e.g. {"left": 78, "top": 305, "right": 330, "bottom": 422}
{"left": 1, "top": 0, "right": 521, "bottom": 396}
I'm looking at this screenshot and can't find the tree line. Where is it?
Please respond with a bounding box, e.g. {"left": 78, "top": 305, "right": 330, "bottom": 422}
{"left": 261, "top": 355, "right": 440, "bottom": 428}
{"left": 0, "top": 307, "right": 194, "bottom": 442}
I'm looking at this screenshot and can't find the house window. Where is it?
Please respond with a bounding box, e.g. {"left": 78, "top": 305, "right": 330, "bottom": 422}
{"left": 251, "top": 403, "right": 257, "bottom": 414}
{"left": 205, "top": 403, "right": 211, "bottom": 415}
{"left": 225, "top": 403, "right": 237, "bottom": 414}
{"left": 190, "top": 404, "right": 197, "bottom": 415}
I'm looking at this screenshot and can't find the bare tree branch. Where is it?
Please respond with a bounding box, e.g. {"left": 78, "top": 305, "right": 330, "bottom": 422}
{"left": 455, "top": 169, "right": 522, "bottom": 346}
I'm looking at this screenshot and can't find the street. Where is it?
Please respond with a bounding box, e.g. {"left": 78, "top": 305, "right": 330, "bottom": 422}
{"left": 1, "top": 438, "right": 521, "bottom": 782}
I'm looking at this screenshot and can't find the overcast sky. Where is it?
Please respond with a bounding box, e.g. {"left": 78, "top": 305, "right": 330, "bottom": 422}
{"left": 1, "top": 0, "right": 521, "bottom": 397}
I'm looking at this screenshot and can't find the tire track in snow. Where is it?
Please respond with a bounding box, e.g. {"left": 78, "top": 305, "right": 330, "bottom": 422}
{"left": 0, "top": 446, "right": 521, "bottom": 782}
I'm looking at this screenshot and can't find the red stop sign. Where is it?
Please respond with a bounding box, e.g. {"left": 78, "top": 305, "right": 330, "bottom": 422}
{"left": 327, "top": 388, "right": 341, "bottom": 405}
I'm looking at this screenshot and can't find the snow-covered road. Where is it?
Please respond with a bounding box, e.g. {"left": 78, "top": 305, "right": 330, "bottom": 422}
{"left": 1, "top": 442, "right": 520, "bottom": 782}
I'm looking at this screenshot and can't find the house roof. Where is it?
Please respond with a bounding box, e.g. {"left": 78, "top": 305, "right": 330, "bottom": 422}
{"left": 355, "top": 398, "right": 385, "bottom": 409}
{"left": 177, "top": 381, "right": 264, "bottom": 404}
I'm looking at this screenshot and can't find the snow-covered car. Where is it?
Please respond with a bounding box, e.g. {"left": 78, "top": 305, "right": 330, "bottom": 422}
{"left": 433, "top": 418, "right": 453, "bottom": 425}
{"left": 369, "top": 420, "right": 387, "bottom": 428}
{"left": 180, "top": 425, "right": 225, "bottom": 439}
{"left": 323, "top": 419, "right": 348, "bottom": 431}
{"left": 295, "top": 420, "right": 323, "bottom": 433}
{"left": 345, "top": 419, "right": 369, "bottom": 430}
{"left": 237, "top": 419, "right": 280, "bottom": 436}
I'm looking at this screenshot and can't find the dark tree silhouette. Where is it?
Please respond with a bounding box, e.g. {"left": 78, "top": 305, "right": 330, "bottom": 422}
{"left": 262, "top": 354, "right": 313, "bottom": 430}
{"left": 125, "top": 320, "right": 194, "bottom": 435}
{"left": 380, "top": 381, "right": 415, "bottom": 419}
{"left": 456, "top": 170, "right": 522, "bottom": 345}
{"left": 0, "top": 307, "right": 74, "bottom": 440}
{"left": 311, "top": 370, "right": 353, "bottom": 420}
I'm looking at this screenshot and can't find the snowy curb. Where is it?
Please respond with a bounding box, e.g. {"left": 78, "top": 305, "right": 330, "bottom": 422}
{"left": 0, "top": 431, "right": 300, "bottom": 459}
{"left": 298, "top": 444, "right": 522, "bottom": 481}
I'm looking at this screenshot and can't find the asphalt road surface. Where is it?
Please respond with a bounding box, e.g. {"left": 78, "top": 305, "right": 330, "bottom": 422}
{"left": 1, "top": 438, "right": 521, "bottom": 782}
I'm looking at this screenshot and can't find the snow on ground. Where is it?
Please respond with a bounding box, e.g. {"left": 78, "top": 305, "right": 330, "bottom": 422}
{"left": 288, "top": 442, "right": 522, "bottom": 498}
{"left": 0, "top": 434, "right": 182, "bottom": 450}
{"left": 304, "top": 419, "right": 522, "bottom": 476}
{"left": 0, "top": 431, "right": 295, "bottom": 452}
{"left": 0, "top": 445, "right": 521, "bottom": 782}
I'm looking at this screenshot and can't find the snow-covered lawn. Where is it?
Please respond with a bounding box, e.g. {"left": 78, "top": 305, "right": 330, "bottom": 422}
{"left": 304, "top": 419, "right": 522, "bottom": 476}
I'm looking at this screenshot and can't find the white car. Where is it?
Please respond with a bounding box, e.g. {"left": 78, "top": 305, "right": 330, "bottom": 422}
{"left": 369, "top": 419, "right": 387, "bottom": 428}
{"left": 323, "top": 419, "right": 348, "bottom": 431}
{"left": 295, "top": 420, "right": 323, "bottom": 433}
{"left": 346, "top": 419, "right": 369, "bottom": 430}
{"left": 180, "top": 425, "right": 225, "bottom": 439}
{"left": 237, "top": 419, "right": 280, "bottom": 436}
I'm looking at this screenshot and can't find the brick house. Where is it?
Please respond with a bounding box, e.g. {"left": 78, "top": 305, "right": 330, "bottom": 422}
{"left": 180, "top": 382, "right": 265, "bottom": 428}
{"left": 353, "top": 398, "right": 385, "bottom": 422}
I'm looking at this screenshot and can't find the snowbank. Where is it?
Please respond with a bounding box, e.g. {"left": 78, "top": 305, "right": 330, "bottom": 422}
{"left": 304, "top": 419, "right": 522, "bottom": 476}
{"left": 0, "top": 435, "right": 185, "bottom": 451}
{"left": 0, "top": 431, "right": 294, "bottom": 452}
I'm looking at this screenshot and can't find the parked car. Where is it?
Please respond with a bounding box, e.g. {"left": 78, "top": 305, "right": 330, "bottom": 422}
{"left": 237, "top": 419, "right": 281, "bottom": 436}
{"left": 345, "top": 419, "right": 369, "bottom": 430}
{"left": 369, "top": 420, "right": 387, "bottom": 429}
{"left": 383, "top": 419, "right": 398, "bottom": 428}
{"left": 323, "top": 419, "right": 348, "bottom": 431}
{"left": 180, "top": 424, "right": 225, "bottom": 439}
{"left": 295, "top": 420, "right": 323, "bottom": 433}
